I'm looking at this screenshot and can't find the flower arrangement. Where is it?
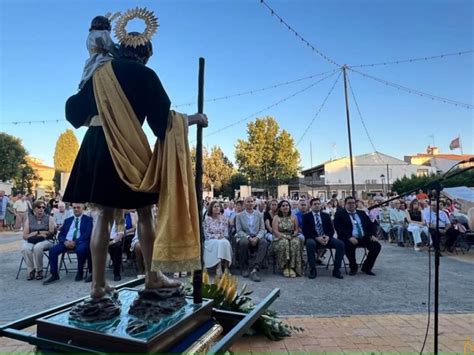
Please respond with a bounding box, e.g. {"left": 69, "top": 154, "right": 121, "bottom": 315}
{"left": 188, "top": 270, "right": 304, "bottom": 341}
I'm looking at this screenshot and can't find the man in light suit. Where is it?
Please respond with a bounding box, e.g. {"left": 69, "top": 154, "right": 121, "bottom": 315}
{"left": 43, "top": 203, "right": 93, "bottom": 284}
{"left": 235, "top": 196, "right": 268, "bottom": 282}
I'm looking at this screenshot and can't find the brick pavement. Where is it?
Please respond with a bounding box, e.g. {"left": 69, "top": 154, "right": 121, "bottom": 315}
{"left": 2, "top": 231, "right": 473, "bottom": 353}
{"left": 1, "top": 313, "right": 472, "bottom": 353}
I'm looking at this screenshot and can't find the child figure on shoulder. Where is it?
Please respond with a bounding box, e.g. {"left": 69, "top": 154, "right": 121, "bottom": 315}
{"left": 79, "top": 14, "right": 120, "bottom": 90}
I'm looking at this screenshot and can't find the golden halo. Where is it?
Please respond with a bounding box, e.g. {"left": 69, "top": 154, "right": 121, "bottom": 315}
{"left": 114, "top": 7, "right": 159, "bottom": 48}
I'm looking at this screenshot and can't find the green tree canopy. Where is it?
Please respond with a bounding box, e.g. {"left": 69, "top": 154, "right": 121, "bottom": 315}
{"left": 54, "top": 129, "right": 79, "bottom": 172}
{"left": 392, "top": 170, "right": 474, "bottom": 195}
{"left": 235, "top": 116, "right": 300, "bottom": 186}
{"left": 0, "top": 133, "right": 28, "bottom": 181}
{"left": 220, "top": 172, "right": 248, "bottom": 198}
{"left": 204, "top": 146, "right": 234, "bottom": 192}
{"left": 13, "top": 163, "right": 39, "bottom": 195}
{"left": 190, "top": 146, "right": 234, "bottom": 192}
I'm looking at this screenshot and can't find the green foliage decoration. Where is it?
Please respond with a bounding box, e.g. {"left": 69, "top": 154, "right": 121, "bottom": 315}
{"left": 186, "top": 270, "right": 304, "bottom": 341}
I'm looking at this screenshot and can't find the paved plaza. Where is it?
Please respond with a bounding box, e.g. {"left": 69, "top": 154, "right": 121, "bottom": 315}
{"left": 1, "top": 231, "right": 473, "bottom": 352}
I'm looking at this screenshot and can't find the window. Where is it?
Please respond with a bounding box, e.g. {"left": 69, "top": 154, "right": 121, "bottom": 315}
{"left": 416, "top": 169, "right": 429, "bottom": 177}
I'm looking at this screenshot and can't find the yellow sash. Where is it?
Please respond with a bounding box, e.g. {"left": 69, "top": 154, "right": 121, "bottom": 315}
{"left": 93, "top": 62, "right": 201, "bottom": 272}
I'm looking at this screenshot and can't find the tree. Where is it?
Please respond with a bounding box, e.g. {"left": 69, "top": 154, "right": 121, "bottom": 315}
{"left": 54, "top": 129, "right": 79, "bottom": 172}
{"left": 0, "top": 133, "right": 28, "bottom": 181}
{"left": 12, "top": 163, "right": 40, "bottom": 195}
{"left": 53, "top": 170, "right": 61, "bottom": 193}
{"left": 205, "top": 146, "right": 234, "bottom": 193}
{"left": 220, "top": 172, "right": 248, "bottom": 198}
{"left": 235, "top": 116, "right": 300, "bottom": 187}
{"left": 190, "top": 146, "right": 234, "bottom": 193}
{"left": 392, "top": 170, "right": 474, "bottom": 195}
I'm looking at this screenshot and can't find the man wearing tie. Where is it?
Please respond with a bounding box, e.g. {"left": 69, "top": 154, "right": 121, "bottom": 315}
{"left": 302, "top": 198, "right": 344, "bottom": 279}
{"left": 43, "top": 203, "right": 93, "bottom": 284}
{"left": 334, "top": 196, "right": 381, "bottom": 276}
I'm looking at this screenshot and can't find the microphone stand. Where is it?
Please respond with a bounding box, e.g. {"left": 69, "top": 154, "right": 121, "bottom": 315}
{"left": 368, "top": 163, "right": 473, "bottom": 355}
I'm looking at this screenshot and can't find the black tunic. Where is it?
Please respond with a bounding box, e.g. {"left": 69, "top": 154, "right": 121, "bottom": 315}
{"left": 63, "top": 59, "right": 171, "bottom": 208}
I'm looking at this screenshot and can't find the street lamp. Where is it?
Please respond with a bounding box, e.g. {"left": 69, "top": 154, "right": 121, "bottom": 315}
{"left": 380, "top": 174, "right": 385, "bottom": 194}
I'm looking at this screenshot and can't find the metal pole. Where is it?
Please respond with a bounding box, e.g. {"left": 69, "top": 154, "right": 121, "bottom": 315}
{"left": 342, "top": 65, "right": 356, "bottom": 197}
{"left": 386, "top": 164, "right": 390, "bottom": 194}
{"left": 310, "top": 141, "right": 314, "bottom": 197}
{"left": 193, "top": 57, "right": 205, "bottom": 304}
{"left": 433, "top": 186, "right": 441, "bottom": 354}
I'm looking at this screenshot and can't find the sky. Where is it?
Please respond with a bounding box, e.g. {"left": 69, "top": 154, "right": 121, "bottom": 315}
{"left": 1, "top": 0, "right": 472, "bottom": 170}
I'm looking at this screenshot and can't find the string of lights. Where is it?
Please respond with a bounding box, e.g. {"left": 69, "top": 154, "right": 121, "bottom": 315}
{"left": 349, "top": 67, "right": 473, "bottom": 109}
{"left": 4, "top": 71, "right": 337, "bottom": 127}
{"left": 199, "top": 70, "right": 338, "bottom": 141}
{"left": 348, "top": 49, "right": 473, "bottom": 68}
{"left": 3, "top": 119, "right": 66, "bottom": 125}
{"left": 259, "top": 0, "right": 340, "bottom": 67}
{"left": 296, "top": 71, "right": 342, "bottom": 145}
{"left": 346, "top": 75, "right": 386, "bottom": 164}
{"left": 172, "top": 69, "right": 338, "bottom": 108}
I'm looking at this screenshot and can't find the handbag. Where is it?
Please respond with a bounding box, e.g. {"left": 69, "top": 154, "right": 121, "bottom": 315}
{"left": 27, "top": 236, "right": 46, "bottom": 244}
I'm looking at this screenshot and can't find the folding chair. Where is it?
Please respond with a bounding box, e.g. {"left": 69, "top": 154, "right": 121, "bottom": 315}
{"left": 464, "top": 231, "right": 474, "bottom": 252}
{"left": 343, "top": 246, "right": 368, "bottom": 270}
{"left": 16, "top": 252, "right": 50, "bottom": 280}
{"left": 405, "top": 230, "right": 415, "bottom": 247}
{"left": 58, "top": 250, "right": 89, "bottom": 277}
{"left": 321, "top": 247, "right": 348, "bottom": 274}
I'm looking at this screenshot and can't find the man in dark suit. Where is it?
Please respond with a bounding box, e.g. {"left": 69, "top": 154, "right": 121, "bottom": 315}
{"left": 334, "top": 196, "right": 381, "bottom": 276}
{"left": 302, "top": 198, "right": 344, "bottom": 279}
{"left": 43, "top": 203, "right": 93, "bottom": 284}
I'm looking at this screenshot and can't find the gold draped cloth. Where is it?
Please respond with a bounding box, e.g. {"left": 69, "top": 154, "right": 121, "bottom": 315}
{"left": 92, "top": 61, "right": 201, "bottom": 272}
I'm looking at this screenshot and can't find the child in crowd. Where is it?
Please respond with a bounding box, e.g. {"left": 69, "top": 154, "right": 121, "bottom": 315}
{"left": 78, "top": 15, "right": 119, "bottom": 89}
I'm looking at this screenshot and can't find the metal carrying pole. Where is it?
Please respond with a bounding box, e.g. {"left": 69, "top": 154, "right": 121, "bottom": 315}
{"left": 193, "top": 57, "right": 205, "bottom": 304}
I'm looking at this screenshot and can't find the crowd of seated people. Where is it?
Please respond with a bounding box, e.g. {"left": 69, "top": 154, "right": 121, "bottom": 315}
{"left": 200, "top": 188, "right": 472, "bottom": 282}
{"left": 199, "top": 194, "right": 383, "bottom": 282}
{"left": 16, "top": 193, "right": 146, "bottom": 284}
{"left": 15, "top": 188, "right": 472, "bottom": 285}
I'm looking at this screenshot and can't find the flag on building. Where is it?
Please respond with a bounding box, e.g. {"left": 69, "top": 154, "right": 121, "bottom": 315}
{"left": 449, "top": 137, "right": 460, "bottom": 150}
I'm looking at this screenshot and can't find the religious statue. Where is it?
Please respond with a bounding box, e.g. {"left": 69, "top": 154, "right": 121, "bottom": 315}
{"left": 62, "top": 7, "right": 207, "bottom": 313}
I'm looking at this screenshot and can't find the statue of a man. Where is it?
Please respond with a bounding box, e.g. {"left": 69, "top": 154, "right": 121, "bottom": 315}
{"left": 62, "top": 29, "right": 207, "bottom": 300}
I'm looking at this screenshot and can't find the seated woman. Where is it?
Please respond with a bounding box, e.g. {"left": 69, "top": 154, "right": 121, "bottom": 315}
{"left": 378, "top": 204, "right": 392, "bottom": 241}
{"left": 271, "top": 200, "right": 302, "bottom": 278}
{"left": 203, "top": 201, "right": 232, "bottom": 278}
{"left": 407, "top": 200, "right": 430, "bottom": 251}
{"left": 21, "top": 200, "right": 55, "bottom": 280}
{"left": 263, "top": 199, "right": 278, "bottom": 242}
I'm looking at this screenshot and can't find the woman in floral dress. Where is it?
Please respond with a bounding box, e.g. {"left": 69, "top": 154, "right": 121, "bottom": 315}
{"left": 203, "top": 201, "right": 233, "bottom": 277}
{"left": 271, "top": 200, "right": 303, "bottom": 277}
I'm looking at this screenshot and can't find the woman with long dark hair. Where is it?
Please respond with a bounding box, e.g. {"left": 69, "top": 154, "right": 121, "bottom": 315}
{"left": 271, "top": 200, "right": 302, "bottom": 277}
{"left": 406, "top": 199, "right": 430, "bottom": 251}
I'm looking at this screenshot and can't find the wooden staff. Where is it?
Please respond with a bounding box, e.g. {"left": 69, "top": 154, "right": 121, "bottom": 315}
{"left": 193, "top": 57, "right": 205, "bottom": 304}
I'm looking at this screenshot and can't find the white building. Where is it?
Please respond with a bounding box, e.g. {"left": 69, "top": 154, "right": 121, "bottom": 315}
{"left": 300, "top": 152, "right": 437, "bottom": 200}
{"left": 404, "top": 146, "right": 473, "bottom": 173}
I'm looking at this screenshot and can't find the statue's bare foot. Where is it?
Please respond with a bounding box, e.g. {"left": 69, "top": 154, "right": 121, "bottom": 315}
{"left": 145, "top": 271, "right": 181, "bottom": 289}
{"left": 72, "top": 284, "right": 121, "bottom": 322}
{"left": 91, "top": 283, "right": 116, "bottom": 299}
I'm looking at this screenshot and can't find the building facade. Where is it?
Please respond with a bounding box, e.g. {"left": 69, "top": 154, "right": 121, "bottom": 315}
{"left": 299, "top": 152, "right": 437, "bottom": 200}
{"left": 26, "top": 157, "right": 55, "bottom": 195}
{"left": 404, "top": 146, "right": 473, "bottom": 173}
